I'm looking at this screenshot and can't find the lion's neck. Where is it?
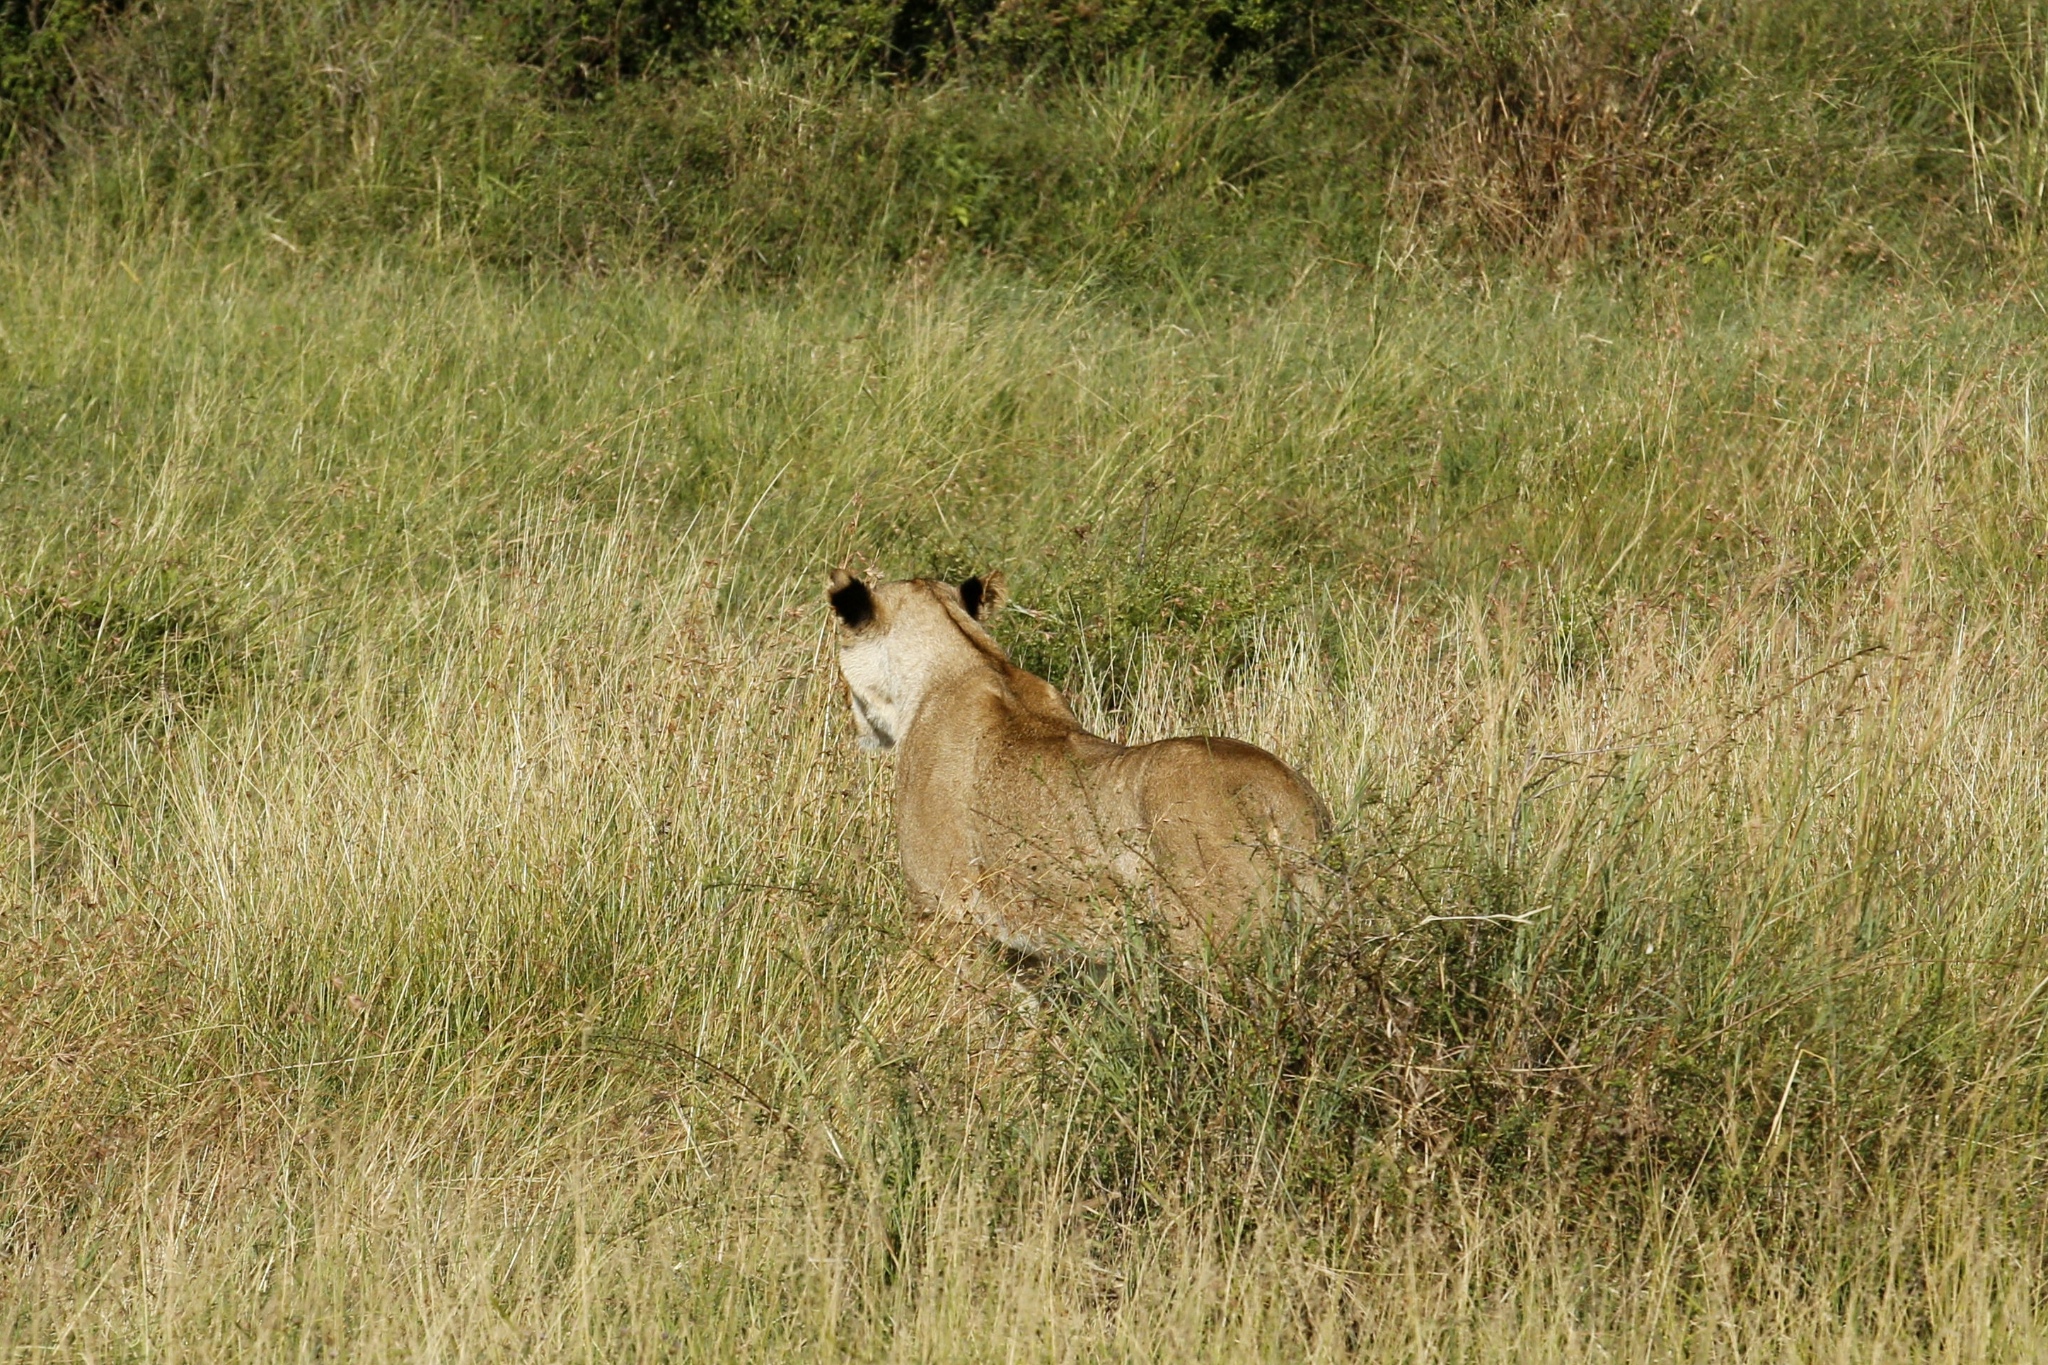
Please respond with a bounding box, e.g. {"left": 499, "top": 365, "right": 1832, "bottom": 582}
{"left": 893, "top": 656, "right": 1018, "bottom": 758}
{"left": 900, "top": 658, "right": 1084, "bottom": 765}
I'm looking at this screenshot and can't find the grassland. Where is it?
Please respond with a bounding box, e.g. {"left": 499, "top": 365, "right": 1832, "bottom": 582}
{"left": 1, "top": 187, "right": 2046, "bottom": 1357}
{"left": 7, "top": 7, "right": 2048, "bottom": 1351}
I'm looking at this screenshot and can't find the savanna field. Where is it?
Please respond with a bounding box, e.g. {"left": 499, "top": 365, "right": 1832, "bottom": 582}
{"left": 8, "top": 1, "right": 2048, "bottom": 1358}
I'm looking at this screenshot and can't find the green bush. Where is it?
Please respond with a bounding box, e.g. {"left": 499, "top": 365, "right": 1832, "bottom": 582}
{"left": 0, "top": 0, "right": 115, "bottom": 151}
{"left": 487, "top": 0, "right": 1394, "bottom": 88}
{"left": 19, "top": 0, "right": 2048, "bottom": 275}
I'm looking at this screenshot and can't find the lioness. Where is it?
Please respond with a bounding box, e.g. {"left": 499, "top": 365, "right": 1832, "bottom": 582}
{"left": 828, "top": 569, "right": 1328, "bottom": 959}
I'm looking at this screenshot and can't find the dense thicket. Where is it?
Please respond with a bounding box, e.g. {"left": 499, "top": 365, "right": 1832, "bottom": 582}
{"left": 6, "top": 1, "right": 2048, "bottom": 276}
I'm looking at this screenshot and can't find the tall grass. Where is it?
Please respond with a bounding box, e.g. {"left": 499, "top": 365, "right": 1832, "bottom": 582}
{"left": 2, "top": 213, "right": 2047, "bottom": 1355}
{"left": 17, "top": 0, "right": 2048, "bottom": 276}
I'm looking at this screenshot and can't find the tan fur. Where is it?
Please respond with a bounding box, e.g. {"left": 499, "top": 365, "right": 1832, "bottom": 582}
{"left": 829, "top": 570, "right": 1329, "bottom": 958}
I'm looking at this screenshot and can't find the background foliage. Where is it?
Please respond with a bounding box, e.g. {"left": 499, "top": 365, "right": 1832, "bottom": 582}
{"left": 8, "top": 0, "right": 2048, "bottom": 271}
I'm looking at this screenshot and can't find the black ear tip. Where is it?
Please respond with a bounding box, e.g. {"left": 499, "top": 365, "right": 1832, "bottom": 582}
{"left": 829, "top": 573, "right": 874, "bottom": 629}
{"left": 959, "top": 576, "right": 986, "bottom": 619}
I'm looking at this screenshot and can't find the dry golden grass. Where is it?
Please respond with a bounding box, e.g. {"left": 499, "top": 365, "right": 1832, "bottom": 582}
{"left": 2, "top": 229, "right": 2047, "bottom": 1358}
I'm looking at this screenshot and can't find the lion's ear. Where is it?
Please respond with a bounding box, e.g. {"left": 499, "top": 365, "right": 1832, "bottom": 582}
{"left": 828, "top": 569, "right": 874, "bottom": 629}
{"left": 959, "top": 571, "right": 1006, "bottom": 621}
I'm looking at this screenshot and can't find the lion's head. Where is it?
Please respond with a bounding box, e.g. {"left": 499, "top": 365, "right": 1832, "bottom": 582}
{"left": 826, "top": 570, "right": 1006, "bottom": 752}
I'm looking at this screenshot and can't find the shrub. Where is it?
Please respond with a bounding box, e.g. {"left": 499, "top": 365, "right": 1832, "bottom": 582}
{"left": 0, "top": 0, "right": 117, "bottom": 153}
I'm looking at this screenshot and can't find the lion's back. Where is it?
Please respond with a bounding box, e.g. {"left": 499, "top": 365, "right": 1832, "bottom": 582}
{"left": 1117, "top": 736, "right": 1328, "bottom": 944}
{"left": 898, "top": 672, "right": 1327, "bottom": 956}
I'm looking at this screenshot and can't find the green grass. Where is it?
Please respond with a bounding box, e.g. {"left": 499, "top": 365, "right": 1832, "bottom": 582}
{"left": 2, "top": 205, "right": 2048, "bottom": 1356}
{"left": 23, "top": 0, "right": 2048, "bottom": 279}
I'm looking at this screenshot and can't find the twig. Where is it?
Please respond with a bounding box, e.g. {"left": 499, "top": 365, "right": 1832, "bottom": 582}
{"left": 589, "top": 1033, "right": 802, "bottom": 1141}
{"left": 1404, "top": 907, "right": 1549, "bottom": 933}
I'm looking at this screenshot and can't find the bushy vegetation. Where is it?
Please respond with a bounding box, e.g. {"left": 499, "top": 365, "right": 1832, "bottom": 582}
{"left": 6, "top": 0, "right": 2048, "bottom": 272}
{"left": 6, "top": 0, "right": 2048, "bottom": 1358}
